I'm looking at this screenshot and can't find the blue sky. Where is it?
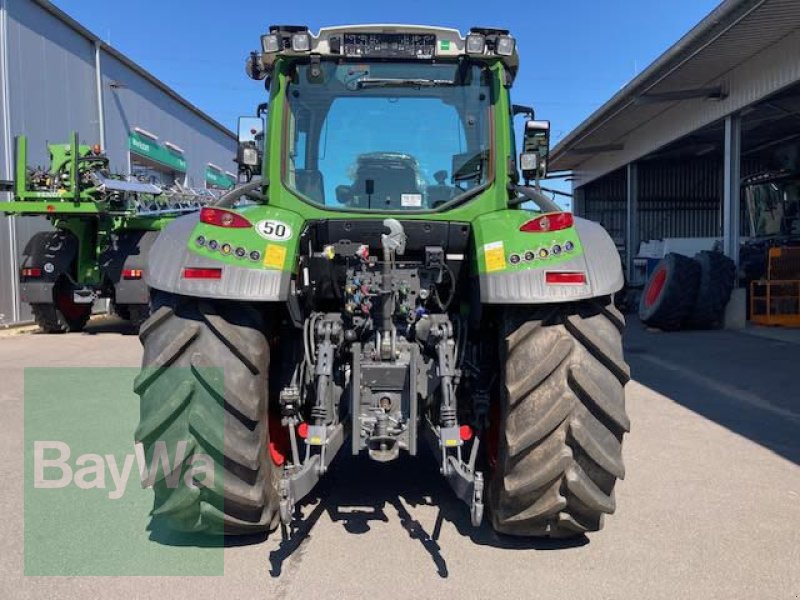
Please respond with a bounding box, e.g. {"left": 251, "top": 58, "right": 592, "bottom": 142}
{"left": 55, "top": 0, "right": 720, "bottom": 198}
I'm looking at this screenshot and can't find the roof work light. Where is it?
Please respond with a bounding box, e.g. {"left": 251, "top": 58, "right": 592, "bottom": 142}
{"left": 466, "top": 33, "right": 485, "bottom": 54}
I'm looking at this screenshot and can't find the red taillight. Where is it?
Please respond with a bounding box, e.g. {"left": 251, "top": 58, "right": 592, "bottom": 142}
{"left": 545, "top": 271, "right": 586, "bottom": 285}
{"left": 520, "top": 212, "right": 574, "bottom": 233}
{"left": 199, "top": 207, "right": 251, "bottom": 228}
{"left": 297, "top": 423, "right": 309, "bottom": 439}
{"left": 182, "top": 267, "right": 222, "bottom": 280}
{"left": 459, "top": 425, "right": 473, "bottom": 441}
{"left": 21, "top": 267, "right": 42, "bottom": 278}
{"left": 122, "top": 268, "right": 143, "bottom": 280}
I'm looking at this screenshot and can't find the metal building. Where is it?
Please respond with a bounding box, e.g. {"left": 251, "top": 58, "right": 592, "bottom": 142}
{"left": 0, "top": 0, "right": 238, "bottom": 326}
{"left": 550, "top": 0, "right": 800, "bottom": 302}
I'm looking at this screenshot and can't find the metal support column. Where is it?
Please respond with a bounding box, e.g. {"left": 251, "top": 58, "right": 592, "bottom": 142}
{"left": 572, "top": 186, "right": 584, "bottom": 217}
{"left": 94, "top": 41, "right": 106, "bottom": 151}
{"left": 625, "top": 162, "right": 639, "bottom": 282}
{"left": 722, "top": 113, "right": 741, "bottom": 267}
{"left": 0, "top": 0, "right": 20, "bottom": 324}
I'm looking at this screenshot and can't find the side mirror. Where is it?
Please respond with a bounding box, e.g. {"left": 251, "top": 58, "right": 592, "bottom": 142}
{"left": 236, "top": 116, "right": 264, "bottom": 176}
{"left": 245, "top": 52, "right": 268, "bottom": 81}
{"left": 520, "top": 119, "right": 550, "bottom": 183}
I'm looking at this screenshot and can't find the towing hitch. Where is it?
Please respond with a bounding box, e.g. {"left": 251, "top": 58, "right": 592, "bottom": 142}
{"left": 425, "top": 423, "right": 484, "bottom": 527}
{"left": 278, "top": 422, "right": 345, "bottom": 525}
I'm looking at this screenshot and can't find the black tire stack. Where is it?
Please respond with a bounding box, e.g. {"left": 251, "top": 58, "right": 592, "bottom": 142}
{"left": 638, "top": 251, "right": 736, "bottom": 331}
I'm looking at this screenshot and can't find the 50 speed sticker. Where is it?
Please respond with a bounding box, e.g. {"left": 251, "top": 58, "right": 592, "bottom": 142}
{"left": 255, "top": 219, "right": 293, "bottom": 242}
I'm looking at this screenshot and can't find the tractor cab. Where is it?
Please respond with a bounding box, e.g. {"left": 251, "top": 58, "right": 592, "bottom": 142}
{"left": 741, "top": 171, "right": 800, "bottom": 282}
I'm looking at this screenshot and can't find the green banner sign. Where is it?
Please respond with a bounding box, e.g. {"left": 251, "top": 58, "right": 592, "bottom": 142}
{"left": 128, "top": 132, "right": 187, "bottom": 173}
{"left": 205, "top": 167, "right": 235, "bottom": 189}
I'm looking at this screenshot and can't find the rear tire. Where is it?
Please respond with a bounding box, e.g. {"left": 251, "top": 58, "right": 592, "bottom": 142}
{"left": 115, "top": 303, "right": 150, "bottom": 329}
{"left": 31, "top": 283, "right": 92, "bottom": 333}
{"left": 134, "top": 293, "right": 280, "bottom": 535}
{"left": 488, "top": 298, "right": 630, "bottom": 538}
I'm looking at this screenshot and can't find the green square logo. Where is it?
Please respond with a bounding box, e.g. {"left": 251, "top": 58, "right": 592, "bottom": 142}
{"left": 24, "top": 367, "right": 225, "bottom": 576}
{"left": 440, "top": 40, "right": 451, "bottom": 51}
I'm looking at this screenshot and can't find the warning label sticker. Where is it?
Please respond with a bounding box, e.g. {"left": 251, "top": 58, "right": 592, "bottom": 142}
{"left": 263, "top": 244, "right": 287, "bottom": 269}
{"left": 484, "top": 241, "right": 506, "bottom": 273}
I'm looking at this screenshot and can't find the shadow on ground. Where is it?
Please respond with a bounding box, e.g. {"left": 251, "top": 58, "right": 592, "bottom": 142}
{"left": 81, "top": 317, "right": 140, "bottom": 336}
{"left": 266, "top": 450, "right": 588, "bottom": 578}
{"left": 147, "top": 447, "right": 588, "bottom": 578}
{"left": 624, "top": 316, "right": 800, "bottom": 464}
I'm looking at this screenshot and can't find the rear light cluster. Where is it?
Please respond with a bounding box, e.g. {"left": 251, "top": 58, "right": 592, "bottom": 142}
{"left": 21, "top": 267, "right": 42, "bottom": 278}
{"left": 199, "top": 207, "right": 251, "bottom": 228}
{"left": 122, "top": 268, "right": 143, "bottom": 280}
{"left": 506, "top": 239, "right": 577, "bottom": 267}
{"left": 183, "top": 268, "right": 222, "bottom": 280}
{"left": 545, "top": 271, "right": 586, "bottom": 285}
{"left": 519, "top": 211, "right": 574, "bottom": 233}
{"left": 195, "top": 235, "right": 261, "bottom": 262}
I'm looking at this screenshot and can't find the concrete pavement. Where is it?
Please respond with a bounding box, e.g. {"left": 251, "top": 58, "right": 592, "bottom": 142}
{"left": 0, "top": 316, "right": 798, "bottom": 599}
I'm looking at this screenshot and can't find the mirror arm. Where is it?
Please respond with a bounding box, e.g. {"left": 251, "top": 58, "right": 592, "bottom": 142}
{"left": 508, "top": 183, "right": 561, "bottom": 212}
{"left": 214, "top": 178, "right": 269, "bottom": 207}
{"left": 512, "top": 104, "right": 534, "bottom": 118}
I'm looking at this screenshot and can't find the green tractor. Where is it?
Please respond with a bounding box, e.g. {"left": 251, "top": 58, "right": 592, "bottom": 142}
{"left": 0, "top": 134, "right": 213, "bottom": 332}
{"left": 135, "top": 25, "right": 630, "bottom": 538}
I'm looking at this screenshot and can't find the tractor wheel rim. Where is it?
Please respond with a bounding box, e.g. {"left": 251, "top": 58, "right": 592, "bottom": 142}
{"left": 644, "top": 267, "right": 668, "bottom": 308}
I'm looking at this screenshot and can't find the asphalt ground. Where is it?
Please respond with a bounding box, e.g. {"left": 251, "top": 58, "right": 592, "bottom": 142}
{"left": 0, "top": 316, "right": 798, "bottom": 599}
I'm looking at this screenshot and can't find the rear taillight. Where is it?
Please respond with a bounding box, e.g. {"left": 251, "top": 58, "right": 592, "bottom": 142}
{"left": 182, "top": 267, "right": 222, "bottom": 280}
{"left": 520, "top": 212, "right": 574, "bottom": 233}
{"left": 297, "top": 422, "right": 309, "bottom": 439}
{"left": 21, "top": 267, "right": 42, "bottom": 278}
{"left": 122, "top": 268, "right": 143, "bottom": 280}
{"left": 199, "top": 207, "right": 251, "bottom": 228}
{"left": 545, "top": 271, "right": 586, "bottom": 285}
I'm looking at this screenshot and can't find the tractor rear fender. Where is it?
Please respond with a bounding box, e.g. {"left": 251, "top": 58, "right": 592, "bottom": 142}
{"left": 19, "top": 230, "right": 79, "bottom": 303}
{"left": 474, "top": 213, "right": 623, "bottom": 304}
{"left": 100, "top": 230, "right": 158, "bottom": 305}
{"left": 145, "top": 210, "right": 294, "bottom": 301}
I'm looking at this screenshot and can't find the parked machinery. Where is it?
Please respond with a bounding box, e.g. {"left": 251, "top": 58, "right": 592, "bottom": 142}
{"left": 0, "top": 133, "right": 214, "bottom": 332}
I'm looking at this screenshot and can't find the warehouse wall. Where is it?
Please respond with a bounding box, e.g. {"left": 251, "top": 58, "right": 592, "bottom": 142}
{"left": 578, "top": 156, "right": 772, "bottom": 261}
{"left": 0, "top": 0, "right": 237, "bottom": 326}
{"left": 101, "top": 52, "right": 234, "bottom": 190}
{"left": 567, "top": 21, "right": 800, "bottom": 188}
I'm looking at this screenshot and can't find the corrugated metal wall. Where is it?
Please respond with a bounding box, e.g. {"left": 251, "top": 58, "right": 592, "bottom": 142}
{"left": 580, "top": 168, "right": 626, "bottom": 245}
{"left": 578, "top": 157, "right": 771, "bottom": 257}
{"left": 0, "top": 0, "right": 237, "bottom": 326}
{"left": 638, "top": 160, "right": 721, "bottom": 241}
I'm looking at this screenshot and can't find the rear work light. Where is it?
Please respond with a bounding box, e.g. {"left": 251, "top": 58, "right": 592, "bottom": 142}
{"left": 122, "top": 268, "right": 143, "bottom": 280}
{"left": 546, "top": 271, "right": 586, "bottom": 285}
{"left": 182, "top": 267, "right": 222, "bottom": 280}
{"left": 21, "top": 267, "right": 42, "bottom": 277}
{"left": 520, "top": 212, "right": 574, "bottom": 233}
{"left": 199, "top": 207, "right": 252, "bottom": 228}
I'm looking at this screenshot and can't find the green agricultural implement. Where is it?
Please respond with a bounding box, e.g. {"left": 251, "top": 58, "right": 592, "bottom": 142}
{"left": 0, "top": 133, "right": 213, "bottom": 332}
{"left": 135, "top": 25, "right": 630, "bottom": 538}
